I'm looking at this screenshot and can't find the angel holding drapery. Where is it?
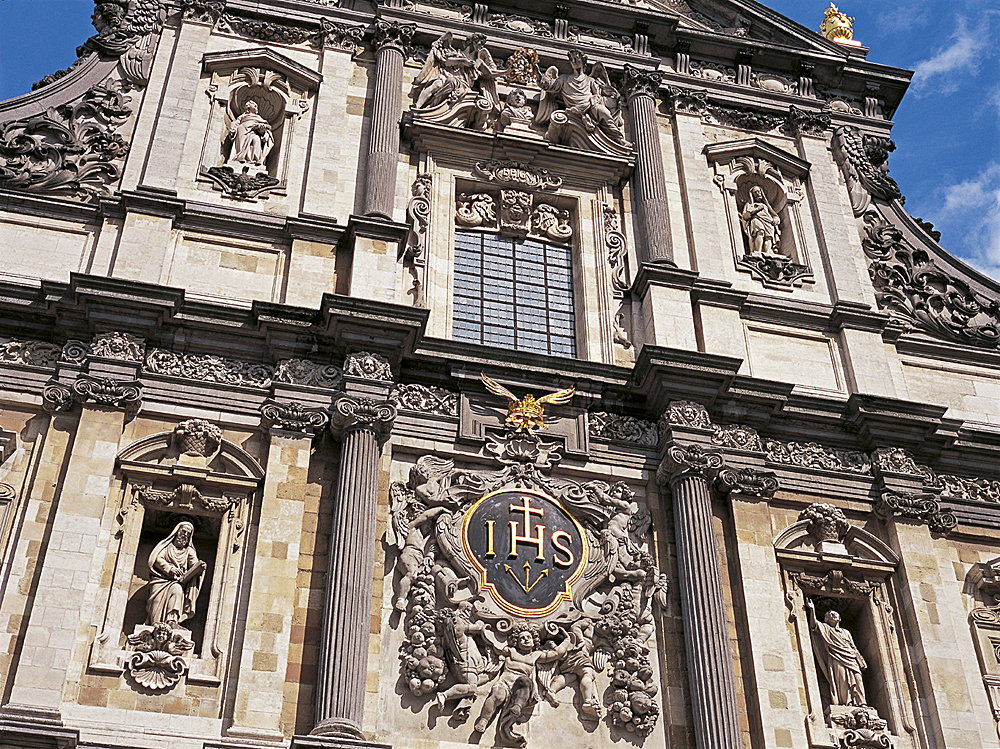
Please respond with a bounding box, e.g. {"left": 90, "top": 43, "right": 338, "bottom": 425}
{"left": 535, "top": 49, "right": 628, "bottom": 146}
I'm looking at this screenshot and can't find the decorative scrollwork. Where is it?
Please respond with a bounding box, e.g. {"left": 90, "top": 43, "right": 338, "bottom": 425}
{"left": 715, "top": 466, "right": 778, "bottom": 498}
{"left": 474, "top": 160, "right": 562, "bottom": 191}
{"left": 42, "top": 380, "right": 75, "bottom": 413}
{"left": 259, "top": 399, "right": 330, "bottom": 435}
{"left": 144, "top": 348, "right": 272, "bottom": 388}
{"left": 861, "top": 212, "right": 1000, "bottom": 348}
{"left": 72, "top": 374, "right": 142, "bottom": 411}
{"left": 711, "top": 424, "right": 763, "bottom": 451}
{"left": 602, "top": 203, "right": 629, "bottom": 294}
{"left": 657, "top": 443, "right": 725, "bottom": 484}
{"left": 273, "top": 359, "right": 341, "bottom": 389}
{"left": 331, "top": 396, "right": 396, "bottom": 438}
{"left": 589, "top": 412, "right": 658, "bottom": 446}
{"left": 405, "top": 173, "right": 433, "bottom": 260}
{"left": 389, "top": 384, "right": 457, "bottom": 416}
{"left": 0, "top": 339, "right": 62, "bottom": 368}
{"left": 874, "top": 491, "right": 956, "bottom": 535}
{"left": 764, "top": 440, "right": 871, "bottom": 474}
{"left": 0, "top": 81, "right": 134, "bottom": 201}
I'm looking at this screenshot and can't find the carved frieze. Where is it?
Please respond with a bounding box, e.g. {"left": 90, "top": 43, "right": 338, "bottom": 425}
{"left": 665, "top": 400, "right": 712, "bottom": 429}
{"left": 663, "top": 85, "right": 709, "bottom": 115}
{"left": 711, "top": 424, "right": 763, "bottom": 451}
{"left": 861, "top": 212, "right": 1000, "bottom": 348}
{"left": 219, "top": 14, "right": 317, "bottom": 46}
{"left": 456, "top": 193, "right": 497, "bottom": 228}
{"left": 259, "top": 399, "right": 330, "bottom": 435}
{"left": 0, "top": 339, "right": 62, "bottom": 368}
{"left": 872, "top": 447, "right": 921, "bottom": 475}
{"left": 389, "top": 384, "right": 458, "bottom": 416}
{"left": 89, "top": 331, "right": 145, "bottom": 362}
{"left": 318, "top": 19, "right": 366, "bottom": 51}
{"left": 688, "top": 60, "right": 736, "bottom": 83}
{"left": 791, "top": 569, "right": 874, "bottom": 597}
{"left": 784, "top": 104, "right": 831, "bottom": 135}
{"left": 589, "top": 412, "right": 658, "bottom": 446}
{"left": 344, "top": 351, "right": 393, "bottom": 382}
{"left": 181, "top": 0, "right": 226, "bottom": 23}
{"left": 388, "top": 432, "right": 668, "bottom": 742}
{"left": 144, "top": 349, "right": 273, "bottom": 388}
{"left": 273, "top": 359, "right": 341, "bottom": 389}
{"left": 764, "top": 440, "right": 871, "bottom": 474}
{"left": 0, "top": 82, "right": 134, "bottom": 201}
{"left": 530, "top": 203, "right": 572, "bottom": 242}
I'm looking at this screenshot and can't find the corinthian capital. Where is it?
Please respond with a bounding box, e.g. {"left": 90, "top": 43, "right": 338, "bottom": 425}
{"left": 373, "top": 19, "right": 415, "bottom": 53}
{"left": 656, "top": 443, "right": 724, "bottom": 484}
{"left": 622, "top": 64, "right": 663, "bottom": 101}
{"left": 330, "top": 395, "right": 396, "bottom": 439}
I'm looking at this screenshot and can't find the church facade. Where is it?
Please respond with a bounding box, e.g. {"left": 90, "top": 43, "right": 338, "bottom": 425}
{"left": 1, "top": 1, "right": 999, "bottom": 749}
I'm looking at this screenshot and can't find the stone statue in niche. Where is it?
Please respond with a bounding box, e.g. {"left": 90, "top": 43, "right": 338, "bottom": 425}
{"left": 536, "top": 49, "right": 630, "bottom": 154}
{"left": 806, "top": 598, "right": 867, "bottom": 707}
{"left": 146, "top": 521, "right": 206, "bottom": 628}
{"left": 739, "top": 185, "right": 782, "bottom": 257}
{"left": 226, "top": 100, "right": 275, "bottom": 170}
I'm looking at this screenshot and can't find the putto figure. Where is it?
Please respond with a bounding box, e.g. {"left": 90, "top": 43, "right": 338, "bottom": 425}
{"left": 227, "top": 100, "right": 274, "bottom": 168}
{"left": 806, "top": 598, "right": 867, "bottom": 706}
{"left": 739, "top": 185, "right": 782, "bottom": 256}
{"left": 536, "top": 49, "right": 630, "bottom": 152}
{"left": 146, "top": 521, "right": 206, "bottom": 628}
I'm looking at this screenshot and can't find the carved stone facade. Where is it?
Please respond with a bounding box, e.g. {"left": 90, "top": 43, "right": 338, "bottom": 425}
{"left": 1, "top": 2, "right": 998, "bottom": 749}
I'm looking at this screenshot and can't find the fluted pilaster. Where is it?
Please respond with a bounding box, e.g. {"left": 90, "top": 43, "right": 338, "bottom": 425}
{"left": 362, "top": 20, "right": 415, "bottom": 217}
{"left": 312, "top": 396, "right": 396, "bottom": 739}
{"left": 623, "top": 64, "right": 673, "bottom": 265}
{"left": 659, "top": 444, "right": 741, "bottom": 749}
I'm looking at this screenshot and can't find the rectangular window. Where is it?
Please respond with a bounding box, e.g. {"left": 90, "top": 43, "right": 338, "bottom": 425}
{"left": 453, "top": 231, "right": 576, "bottom": 357}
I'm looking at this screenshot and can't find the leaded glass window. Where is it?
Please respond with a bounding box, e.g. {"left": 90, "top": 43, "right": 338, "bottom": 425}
{"left": 453, "top": 230, "right": 576, "bottom": 357}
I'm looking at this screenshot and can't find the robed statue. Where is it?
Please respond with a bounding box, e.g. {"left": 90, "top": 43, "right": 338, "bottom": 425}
{"left": 227, "top": 100, "right": 275, "bottom": 168}
{"left": 739, "top": 185, "right": 782, "bottom": 256}
{"left": 146, "top": 521, "right": 206, "bottom": 627}
{"left": 806, "top": 598, "right": 867, "bottom": 706}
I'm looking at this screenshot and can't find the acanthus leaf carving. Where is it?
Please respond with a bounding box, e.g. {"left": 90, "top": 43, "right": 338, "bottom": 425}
{"left": 259, "top": 399, "right": 330, "bottom": 435}
{"left": 662, "top": 85, "right": 709, "bottom": 115}
{"left": 330, "top": 396, "right": 396, "bottom": 438}
{"left": 0, "top": 339, "right": 62, "bottom": 368}
{"left": 621, "top": 64, "right": 662, "bottom": 100}
{"left": 273, "top": 359, "right": 341, "bottom": 389}
{"left": 0, "top": 81, "right": 134, "bottom": 202}
{"left": 602, "top": 203, "right": 629, "bottom": 294}
{"left": 764, "top": 440, "right": 871, "bottom": 474}
{"left": 874, "top": 491, "right": 956, "bottom": 535}
{"left": 389, "top": 383, "right": 458, "bottom": 416}
{"left": 144, "top": 349, "right": 273, "bottom": 388}
{"left": 861, "top": 212, "right": 1000, "bottom": 348}
{"left": 588, "top": 412, "right": 657, "bottom": 446}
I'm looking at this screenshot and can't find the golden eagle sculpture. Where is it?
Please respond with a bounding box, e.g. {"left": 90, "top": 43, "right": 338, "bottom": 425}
{"left": 481, "top": 373, "right": 575, "bottom": 434}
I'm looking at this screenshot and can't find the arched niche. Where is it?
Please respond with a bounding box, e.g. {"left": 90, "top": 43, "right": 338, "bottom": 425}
{"left": 89, "top": 420, "right": 263, "bottom": 692}
{"left": 774, "top": 507, "right": 918, "bottom": 749}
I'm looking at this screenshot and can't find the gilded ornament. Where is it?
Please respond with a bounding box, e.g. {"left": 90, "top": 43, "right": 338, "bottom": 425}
{"left": 480, "top": 373, "right": 574, "bottom": 434}
{"left": 819, "top": 4, "right": 861, "bottom": 47}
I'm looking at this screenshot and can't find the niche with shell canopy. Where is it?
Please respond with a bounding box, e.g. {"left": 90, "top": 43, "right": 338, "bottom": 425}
{"left": 198, "top": 48, "right": 321, "bottom": 200}
{"left": 89, "top": 419, "right": 263, "bottom": 693}
{"left": 774, "top": 503, "right": 919, "bottom": 749}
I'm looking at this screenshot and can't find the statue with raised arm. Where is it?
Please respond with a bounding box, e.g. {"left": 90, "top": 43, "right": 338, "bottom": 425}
{"left": 474, "top": 622, "right": 572, "bottom": 734}
{"left": 413, "top": 32, "right": 505, "bottom": 114}
{"left": 740, "top": 185, "right": 782, "bottom": 256}
{"left": 227, "top": 100, "right": 275, "bottom": 168}
{"left": 806, "top": 598, "right": 867, "bottom": 706}
{"left": 536, "top": 49, "right": 629, "bottom": 151}
{"left": 146, "top": 521, "right": 206, "bottom": 627}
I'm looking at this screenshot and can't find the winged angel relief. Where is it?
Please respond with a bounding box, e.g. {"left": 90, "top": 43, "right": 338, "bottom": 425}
{"left": 388, "top": 428, "right": 669, "bottom": 745}
{"left": 412, "top": 32, "right": 507, "bottom": 130}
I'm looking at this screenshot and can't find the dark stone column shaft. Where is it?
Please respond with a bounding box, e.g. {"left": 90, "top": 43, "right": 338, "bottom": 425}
{"left": 672, "top": 473, "right": 741, "bottom": 749}
{"left": 313, "top": 397, "right": 395, "bottom": 739}
{"left": 362, "top": 32, "right": 407, "bottom": 217}
{"left": 623, "top": 65, "right": 674, "bottom": 264}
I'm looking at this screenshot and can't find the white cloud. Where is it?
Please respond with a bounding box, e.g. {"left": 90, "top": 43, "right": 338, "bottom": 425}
{"left": 931, "top": 162, "right": 1000, "bottom": 279}
{"left": 910, "top": 16, "right": 990, "bottom": 95}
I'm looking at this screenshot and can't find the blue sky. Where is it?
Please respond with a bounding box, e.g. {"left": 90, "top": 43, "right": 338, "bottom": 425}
{"left": 1, "top": 0, "right": 998, "bottom": 278}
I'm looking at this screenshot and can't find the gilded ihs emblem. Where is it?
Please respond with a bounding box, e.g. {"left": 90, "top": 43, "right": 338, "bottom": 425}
{"left": 388, "top": 402, "right": 669, "bottom": 745}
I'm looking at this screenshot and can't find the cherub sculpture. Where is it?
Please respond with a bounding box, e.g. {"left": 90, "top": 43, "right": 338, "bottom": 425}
{"left": 536, "top": 49, "right": 629, "bottom": 151}
{"left": 413, "top": 33, "right": 506, "bottom": 116}
{"left": 125, "top": 621, "right": 195, "bottom": 690}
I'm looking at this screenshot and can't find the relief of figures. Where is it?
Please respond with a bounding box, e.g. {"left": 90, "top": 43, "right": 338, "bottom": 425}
{"left": 388, "top": 433, "right": 668, "bottom": 745}
{"left": 536, "top": 49, "right": 631, "bottom": 156}
{"left": 412, "top": 32, "right": 506, "bottom": 130}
